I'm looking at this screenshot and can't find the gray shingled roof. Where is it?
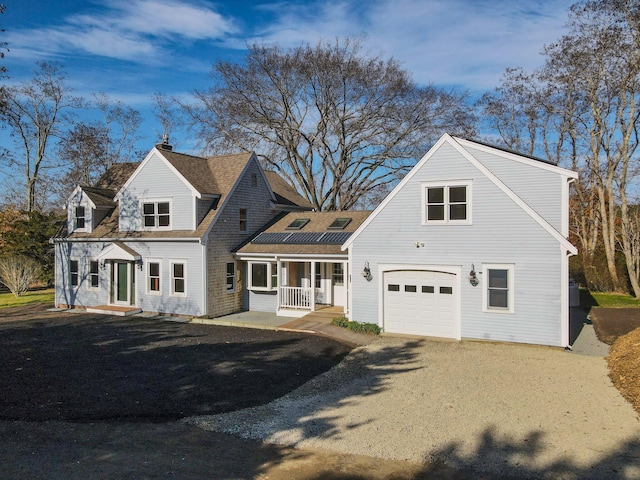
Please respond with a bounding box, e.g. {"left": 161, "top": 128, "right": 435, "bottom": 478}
{"left": 236, "top": 211, "right": 372, "bottom": 255}
{"left": 59, "top": 148, "right": 311, "bottom": 241}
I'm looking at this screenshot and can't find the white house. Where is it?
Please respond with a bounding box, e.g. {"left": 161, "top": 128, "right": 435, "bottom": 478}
{"left": 343, "top": 134, "right": 578, "bottom": 347}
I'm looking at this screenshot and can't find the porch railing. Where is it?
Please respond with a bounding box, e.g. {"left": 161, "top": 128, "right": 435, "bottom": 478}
{"left": 280, "top": 286, "right": 312, "bottom": 309}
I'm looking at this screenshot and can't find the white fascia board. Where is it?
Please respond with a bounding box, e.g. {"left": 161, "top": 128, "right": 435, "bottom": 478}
{"left": 453, "top": 137, "right": 578, "bottom": 179}
{"left": 235, "top": 253, "right": 348, "bottom": 262}
{"left": 342, "top": 133, "right": 454, "bottom": 251}
{"left": 448, "top": 137, "right": 577, "bottom": 255}
{"left": 66, "top": 186, "right": 97, "bottom": 209}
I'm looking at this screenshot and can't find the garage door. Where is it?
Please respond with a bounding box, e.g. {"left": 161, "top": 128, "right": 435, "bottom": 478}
{"left": 384, "top": 270, "right": 458, "bottom": 338}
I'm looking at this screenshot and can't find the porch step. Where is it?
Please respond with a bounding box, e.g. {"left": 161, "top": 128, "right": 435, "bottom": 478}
{"left": 86, "top": 305, "right": 142, "bottom": 317}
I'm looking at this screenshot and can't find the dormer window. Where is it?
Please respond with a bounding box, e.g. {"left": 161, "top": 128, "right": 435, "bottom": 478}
{"left": 143, "top": 201, "right": 171, "bottom": 229}
{"left": 75, "top": 206, "right": 86, "bottom": 230}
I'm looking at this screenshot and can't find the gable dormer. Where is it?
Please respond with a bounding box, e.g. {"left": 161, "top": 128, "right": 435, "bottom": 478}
{"left": 66, "top": 185, "right": 118, "bottom": 234}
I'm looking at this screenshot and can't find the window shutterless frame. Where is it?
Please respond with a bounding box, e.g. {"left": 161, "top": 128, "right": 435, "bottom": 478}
{"left": 422, "top": 181, "right": 472, "bottom": 225}
{"left": 482, "top": 263, "right": 515, "bottom": 313}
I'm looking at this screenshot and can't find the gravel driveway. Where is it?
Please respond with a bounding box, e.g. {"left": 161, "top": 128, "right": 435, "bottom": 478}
{"left": 189, "top": 337, "right": 640, "bottom": 479}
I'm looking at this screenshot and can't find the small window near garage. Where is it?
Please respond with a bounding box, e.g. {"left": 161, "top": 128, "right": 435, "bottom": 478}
{"left": 440, "top": 286, "right": 453, "bottom": 295}
{"left": 483, "top": 264, "right": 514, "bottom": 313}
{"left": 226, "top": 262, "right": 236, "bottom": 292}
{"left": 89, "top": 260, "right": 99, "bottom": 289}
{"left": 405, "top": 285, "right": 417, "bottom": 293}
{"left": 75, "top": 206, "right": 86, "bottom": 230}
{"left": 70, "top": 260, "right": 79, "bottom": 287}
{"left": 388, "top": 284, "right": 400, "bottom": 292}
{"left": 422, "top": 285, "right": 434, "bottom": 293}
{"left": 171, "top": 262, "right": 186, "bottom": 296}
{"left": 148, "top": 261, "right": 161, "bottom": 293}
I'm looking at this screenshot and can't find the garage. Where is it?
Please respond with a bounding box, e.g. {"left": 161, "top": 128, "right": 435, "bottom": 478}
{"left": 383, "top": 270, "right": 459, "bottom": 338}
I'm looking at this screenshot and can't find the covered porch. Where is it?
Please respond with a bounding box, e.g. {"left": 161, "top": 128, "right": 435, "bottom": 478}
{"left": 241, "top": 255, "right": 349, "bottom": 318}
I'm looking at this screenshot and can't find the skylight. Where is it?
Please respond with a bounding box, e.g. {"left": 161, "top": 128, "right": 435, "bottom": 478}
{"left": 286, "top": 218, "right": 310, "bottom": 230}
{"left": 328, "top": 217, "right": 352, "bottom": 230}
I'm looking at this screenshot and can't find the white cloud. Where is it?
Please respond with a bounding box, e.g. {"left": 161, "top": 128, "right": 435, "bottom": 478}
{"left": 242, "top": 0, "right": 574, "bottom": 89}
{"left": 6, "top": 0, "right": 236, "bottom": 62}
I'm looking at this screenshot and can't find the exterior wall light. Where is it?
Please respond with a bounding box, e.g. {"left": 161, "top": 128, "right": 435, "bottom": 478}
{"left": 469, "top": 264, "right": 479, "bottom": 287}
{"left": 362, "top": 261, "right": 372, "bottom": 281}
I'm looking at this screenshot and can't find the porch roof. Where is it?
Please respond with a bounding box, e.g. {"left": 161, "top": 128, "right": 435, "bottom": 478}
{"left": 236, "top": 210, "right": 372, "bottom": 255}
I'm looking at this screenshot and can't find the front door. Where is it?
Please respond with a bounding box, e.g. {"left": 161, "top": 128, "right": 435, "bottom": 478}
{"left": 112, "top": 261, "right": 134, "bottom": 305}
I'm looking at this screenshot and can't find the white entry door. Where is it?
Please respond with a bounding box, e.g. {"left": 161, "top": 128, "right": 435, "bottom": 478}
{"left": 383, "top": 270, "right": 458, "bottom": 338}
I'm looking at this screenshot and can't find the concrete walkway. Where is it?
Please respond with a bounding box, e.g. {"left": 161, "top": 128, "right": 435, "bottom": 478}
{"left": 192, "top": 307, "right": 376, "bottom": 346}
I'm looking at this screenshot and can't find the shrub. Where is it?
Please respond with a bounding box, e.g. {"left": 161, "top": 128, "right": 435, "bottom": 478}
{"left": 331, "top": 316, "right": 380, "bottom": 335}
{"left": 0, "top": 256, "right": 43, "bottom": 296}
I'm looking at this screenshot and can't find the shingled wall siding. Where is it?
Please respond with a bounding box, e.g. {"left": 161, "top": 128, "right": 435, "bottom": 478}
{"left": 205, "top": 160, "right": 278, "bottom": 318}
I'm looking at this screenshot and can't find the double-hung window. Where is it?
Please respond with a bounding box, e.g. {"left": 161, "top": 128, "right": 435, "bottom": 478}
{"left": 239, "top": 208, "right": 248, "bottom": 233}
{"left": 171, "top": 261, "right": 186, "bottom": 296}
{"left": 143, "top": 201, "right": 170, "bottom": 228}
{"left": 88, "top": 260, "right": 99, "bottom": 289}
{"left": 423, "top": 181, "right": 471, "bottom": 225}
{"left": 249, "top": 262, "right": 277, "bottom": 290}
{"left": 75, "top": 206, "right": 86, "bottom": 230}
{"left": 147, "top": 261, "right": 161, "bottom": 294}
{"left": 226, "top": 262, "right": 236, "bottom": 292}
{"left": 483, "top": 264, "right": 514, "bottom": 313}
{"left": 70, "top": 260, "right": 79, "bottom": 287}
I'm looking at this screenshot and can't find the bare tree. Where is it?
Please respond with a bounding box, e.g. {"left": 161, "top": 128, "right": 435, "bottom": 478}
{"left": 480, "top": 0, "right": 640, "bottom": 294}
{"left": 0, "top": 62, "right": 82, "bottom": 211}
{"left": 56, "top": 93, "right": 141, "bottom": 196}
{"left": 0, "top": 256, "right": 42, "bottom": 296}
{"left": 184, "top": 38, "right": 476, "bottom": 211}
{"left": 152, "top": 92, "right": 183, "bottom": 146}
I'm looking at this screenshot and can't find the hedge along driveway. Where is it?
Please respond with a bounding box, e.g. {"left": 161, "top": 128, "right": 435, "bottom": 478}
{"left": 0, "top": 306, "right": 352, "bottom": 422}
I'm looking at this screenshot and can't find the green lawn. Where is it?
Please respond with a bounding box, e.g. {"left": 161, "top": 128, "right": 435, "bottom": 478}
{"left": 0, "top": 288, "right": 55, "bottom": 308}
{"left": 580, "top": 289, "right": 640, "bottom": 308}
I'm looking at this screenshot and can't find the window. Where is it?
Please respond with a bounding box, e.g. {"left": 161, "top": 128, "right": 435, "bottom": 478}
{"left": 70, "top": 260, "right": 79, "bottom": 287}
{"left": 332, "top": 263, "right": 344, "bottom": 286}
{"left": 249, "top": 262, "right": 277, "bottom": 290}
{"left": 226, "top": 262, "right": 236, "bottom": 292}
{"left": 251, "top": 173, "right": 258, "bottom": 187}
{"left": 147, "top": 261, "right": 161, "bottom": 293}
{"left": 405, "top": 285, "right": 417, "bottom": 293}
{"left": 483, "top": 264, "right": 514, "bottom": 313}
{"left": 328, "top": 217, "right": 352, "bottom": 230}
{"left": 89, "top": 260, "right": 99, "bottom": 289}
{"left": 171, "top": 262, "right": 186, "bottom": 296}
{"left": 75, "top": 206, "right": 86, "bottom": 230}
{"left": 440, "top": 286, "right": 453, "bottom": 295}
{"left": 286, "top": 218, "right": 310, "bottom": 230}
{"left": 239, "top": 208, "right": 248, "bottom": 232}
{"left": 422, "top": 285, "right": 434, "bottom": 293}
{"left": 423, "top": 182, "right": 471, "bottom": 224}
{"left": 143, "top": 201, "right": 170, "bottom": 228}
{"left": 388, "top": 284, "right": 400, "bottom": 292}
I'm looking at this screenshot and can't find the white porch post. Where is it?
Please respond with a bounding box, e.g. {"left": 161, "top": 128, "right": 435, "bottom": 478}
{"left": 276, "top": 259, "right": 282, "bottom": 310}
{"left": 343, "top": 260, "right": 349, "bottom": 316}
{"left": 310, "top": 260, "right": 316, "bottom": 311}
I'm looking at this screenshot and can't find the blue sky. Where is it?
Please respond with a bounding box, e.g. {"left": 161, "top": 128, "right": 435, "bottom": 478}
{"left": 2, "top": 0, "right": 576, "bottom": 151}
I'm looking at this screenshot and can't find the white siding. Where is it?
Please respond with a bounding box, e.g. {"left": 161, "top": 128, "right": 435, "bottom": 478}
{"left": 467, "top": 146, "right": 564, "bottom": 231}
{"left": 119, "top": 152, "right": 195, "bottom": 231}
{"left": 248, "top": 290, "right": 278, "bottom": 312}
{"left": 55, "top": 242, "right": 110, "bottom": 307}
{"left": 350, "top": 141, "right": 567, "bottom": 347}
{"left": 55, "top": 240, "right": 206, "bottom": 317}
